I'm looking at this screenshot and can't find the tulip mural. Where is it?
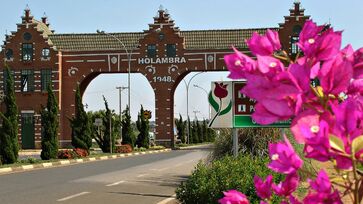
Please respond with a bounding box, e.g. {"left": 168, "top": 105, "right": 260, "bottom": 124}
{"left": 208, "top": 82, "right": 232, "bottom": 127}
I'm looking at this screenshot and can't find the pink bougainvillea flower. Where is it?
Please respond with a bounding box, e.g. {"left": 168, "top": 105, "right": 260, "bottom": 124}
{"left": 303, "top": 190, "right": 342, "bottom": 204}
{"left": 313, "top": 29, "right": 342, "bottom": 61}
{"left": 298, "top": 20, "right": 324, "bottom": 47}
{"left": 308, "top": 170, "right": 331, "bottom": 193}
{"left": 241, "top": 71, "right": 300, "bottom": 125}
{"left": 290, "top": 109, "right": 321, "bottom": 143}
{"left": 303, "top": 120, "right": 331, "bottom": 162}
{"left": 348, "top": 79, "right": 363, "bottom": 96}
{"left": 318, "top": 51, "right": 353, "bottom": 95}
{"left": 289, "top": 195, "right": 302, "bottom": 204}
{"left": 254, "top": 175, "right": 273, "bottom": 199}
{"left": 268, "top": 135, "right": 303, "bottom": 174}
{"left": 214, "top": 82, "right": 229, "bottom": 99}
{"left": 272, "top": 173, "right": 299, "bottom": 197}
{"left": 298, "top": 20, "right": 342, "bottom": 62}
{"left": 304, "top": 170, "right": 343, "bottom": 204}
{"left": 256, "top": 55, "right": 284, "bottom": 74}
{"left": 218, "top": 190, "right": 249, "bottom": 204}
{"left": 331, "top": 98, "right": 363, "bottom": 155}
{"left": 247, "top": 29, "right": 281, "bottom": 56}
{"left": 224, "top": 47, "right": 256, "bottom": 79}
{"left": 353, "top": 47, "right": 363, "bottom": 79}
{"left": 266, "top": 29, "right": 281, "bottom": 51}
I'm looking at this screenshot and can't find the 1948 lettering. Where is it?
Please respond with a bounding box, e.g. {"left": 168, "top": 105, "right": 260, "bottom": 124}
{"left": 153, "top": 76, "right": 173, "bottom": 83}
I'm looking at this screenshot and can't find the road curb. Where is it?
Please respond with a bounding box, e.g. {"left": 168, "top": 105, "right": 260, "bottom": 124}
{"left": 0, "top": 149, "right": 171, "bottom": 175}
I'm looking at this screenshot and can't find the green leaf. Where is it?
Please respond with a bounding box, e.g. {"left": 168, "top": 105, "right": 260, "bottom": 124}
{"left": 329, "top": 134, "right": 345, "bottom": 152}
{"left": 352, "top": 135, "right": 363, "bottom": 154}
{"left": 219, "top": 100, "right": 232, "bottom": 116}
{"left": 208, "top": 91, "right": 219, "bottom": 112}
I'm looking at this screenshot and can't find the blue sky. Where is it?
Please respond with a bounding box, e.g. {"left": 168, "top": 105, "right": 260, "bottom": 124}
{"left": 1, "top": 0, "right": 363, "bottom": 120}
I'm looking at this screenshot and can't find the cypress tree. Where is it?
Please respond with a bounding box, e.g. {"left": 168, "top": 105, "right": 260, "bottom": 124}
{"left": 40, "top": 84, "right": 59, "bottom": 160}
{"left": 202, "top": 119, "right": 208, "bottom": 142}
{"left": 0, "top": 66, "right": 18, "bottom": 164}
{"left": 70, "top": 86, "right": 92, "bottom": 152}
{"left": 136, "top": 105, "right": 149, "bottom": 148}
{"left": 175, "top": 114, "right": 186, "bottom": 143}
{"left": 196, "top": 120, "right": 203, "bottom": 143}
{"left": 102, "top": 96, "right": 116, "bottom": 153}
{"left": 121, "top": 105, "right": 135, "bottom": 147}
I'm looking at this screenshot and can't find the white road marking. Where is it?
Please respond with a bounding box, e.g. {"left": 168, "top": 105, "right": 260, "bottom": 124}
{"left": 157, "top": 194, "right": 177, "bottom": 204}
{"left": 57, "top": 192, "right": 90, "bottom": 202}
{"left": 106, "top": 180, "right": 125, "bottom": 187}
{"left": 137, "top": 174, "right": 148, "bottom": 177}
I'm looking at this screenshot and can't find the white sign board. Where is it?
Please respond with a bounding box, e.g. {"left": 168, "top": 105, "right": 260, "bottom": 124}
{"left": 94, "top": 118, "right": 103, "bottom": 127}
{"left": 208, "top": 81, "right": 233, "bottom": 128}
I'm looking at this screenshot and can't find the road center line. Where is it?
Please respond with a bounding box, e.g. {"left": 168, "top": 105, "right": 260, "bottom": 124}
{"left": 137, "top": 174, "right": 148, "bottom": 177}
{"left": 57, "top": 192, "right": 90, "bottom": 202}
{"left": 106, "top": 180, "right": 125, "bottom": 187}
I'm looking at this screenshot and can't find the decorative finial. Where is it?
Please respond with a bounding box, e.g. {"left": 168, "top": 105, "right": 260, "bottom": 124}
{"left": 43, "top": 12, "right": 47, "bottom": 18}
{"left": 165, "top": 9, "right": 169, "bottom": 15}
{"left": 159, "top": 5, "right": 164, "bottom": 11}
{"left": 294, "top": 0, "right": 300, "bottom": 3}
{"left": 25, "top": 4, "right": 30, "bottom": 11}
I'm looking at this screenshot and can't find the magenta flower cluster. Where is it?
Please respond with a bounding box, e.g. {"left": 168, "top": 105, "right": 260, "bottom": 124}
{"left": 220, "top": 20, "right": 363, "bottom": 204}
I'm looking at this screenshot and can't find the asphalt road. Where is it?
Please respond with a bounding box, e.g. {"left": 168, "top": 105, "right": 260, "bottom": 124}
{"left": 0, "top": 146, "right": 211, "bottom": 204}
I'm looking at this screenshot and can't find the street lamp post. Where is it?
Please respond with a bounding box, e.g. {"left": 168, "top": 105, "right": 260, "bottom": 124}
{"left": 193, "top": 84, "right": 210, "bottom": 119}
{"left": 116, "top": 86, "right": 128, "bottom": 143}
{"left": 96, "top": 30, "right": 135, "bottom": 116}
{"left": 182, "top": 72, "right": 204, "bottom": 144}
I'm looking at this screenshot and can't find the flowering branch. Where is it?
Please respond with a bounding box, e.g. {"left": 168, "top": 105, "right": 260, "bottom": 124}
{"left": 220, "top": 20, "right": 363, "bottom": 204}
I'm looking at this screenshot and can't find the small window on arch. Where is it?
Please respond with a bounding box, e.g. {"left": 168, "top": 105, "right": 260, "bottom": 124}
{"left": 41, "top": 48, "right": 50, "bottom": 59}
{"left": 292, "top": 25, "right": 302, "bottom": 36}
{"left": 5, "top": 49, "right": 13, "bottom": 60}
{"left": 147, "top": 44, "right": 156, "bottom": 58}
{"left": 166, "top": 44, "right": 176, "bottom": 57}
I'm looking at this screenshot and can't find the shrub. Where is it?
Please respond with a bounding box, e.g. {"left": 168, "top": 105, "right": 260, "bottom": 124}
{"left": 115, "top": 144, "right": 132, "bottom": 153}
{"left": 20, "top": 157, "right": 38, "bottom": 164}
{"left": 134, "top": 147, "right": 147, "bottom": 152}
{"left": 176, "top": 155, "right": 284, "bottom": 204}
{"left": 57, "top": 150, "right": 76, "bottom": 159}
{"left": 73, "top": 148, "right": 89, "bottom": 158}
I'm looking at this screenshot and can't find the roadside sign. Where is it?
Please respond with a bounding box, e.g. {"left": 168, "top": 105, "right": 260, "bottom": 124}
{"left": 94, "top": 118, "right": 103, "bottom": 126}
{"left": 208, "top": 81, "right": 233, "bottom": 128}
{"left": 233, "top": 82, "right": 291, "bottom": 128}
{"left": 208, "top": 81, "right": 291, "bottom": 128}
{"left": 143, "top": 110, "right": 152, "bottom": 119}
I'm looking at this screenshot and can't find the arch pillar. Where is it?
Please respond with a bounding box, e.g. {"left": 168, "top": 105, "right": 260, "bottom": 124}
{"left": 150, "top": 83, "right": 175, "bottom": 147}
